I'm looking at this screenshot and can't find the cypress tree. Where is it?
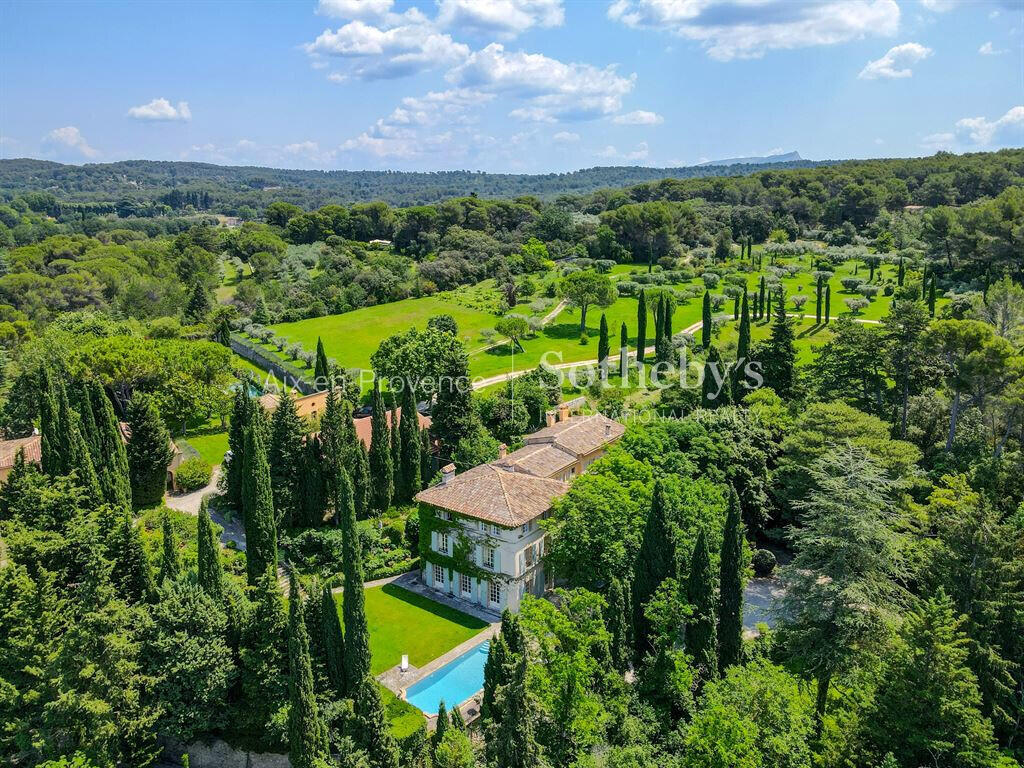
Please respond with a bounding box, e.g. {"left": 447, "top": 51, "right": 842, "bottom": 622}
{"left": 126, "top": 392, "right": 174, "bottom": 509}
{"left": 815, "top": 276, "right": 823, "bottom": 324}
{"left": 432, "top": 700, "right": 450, "bottom": 757}
{"left": 897, "top": 257, "right": 905, "bottom": 286}
{"left": 652, "top": 295, "right": 663, "bottom": 351}
{"left": 419, "top": 429, "right": 433, "bottom": 487}
{"left": 450, "top": 704, "right": 466, "bottom": 730}
{"left": 824, "top": 283, "right": 831, "bottom": 324}
{"left": 607, "top": 577, "right": 629, "bottom": 672}
{"left": 110, "top": 508, "right": 156, "bottom": 604}
{"left": 242, "top": 425, "right": 277, "bottom": 586}
{"left": 287, "top": 574, "right": 329, "bottom": 768}
{"left": 368, "top": 381, "right": 393, "bottom": 513}
{"left": 737, "top": 291, "right": 751, "bottom": 365}
{"left": 89, "top": 380, "right": 131, "bottom": 511}
{"left": 389, "top": 409, "right": 402, "bottom": 502}
{"left": 62, "top": 378, "right": 103, "bottom": 506}
{"left": 239, "top": 565, "right": 289, "bottom": 741}
{"left": 632, "top": 481, "right": 676, "bottom": 661}
{"left": 733, "top": 292, "right": 740, "bottom": 321}
{"left": 321, "top": 583, "right": 347, "bottom": 698}
{"left": 758, "top": 276, "right": 766, "bottom": 320}
{"left": 762, "top": 291, "right": 796, "bottom": 398}
{"left": 314, "top": 337, "right": 330, "bottom": 388}
{"left": 338, "top": 466, "right": 372, "bottom": 686}
{"left": 353, "top": 677, "right": 400, "bottom": 768}
{"left": 482, "top": 633, "right": 509, "bottom": 723}
{"left": 489, "top": 655, "right": 541, "bottom": 768}
{"left": 619, "top": 323, "right": 628, "bottom": 379}
{"left": 268, "top": 387, "right": 305, "bottom": 528}
{"left": 300, "top": 434, "right": 326, "bottom": 528}
{"left": 701, "top": 290, "right": 712, "bottom": 349}
{"left": 636, "top": 289, "right": 648, "bottom": 363}
{"left": 197, "top": 497, "right": 225, "bottom": 603}
{"left": 685, "top": 528, "right": 718, "bottom": 685}
{"left": 928, "top": 276, "right": 937, "bottom": 317}
{"left": 766, "top": 285, "right": 773, "bottom": 319}
{"left": 664, "top": 294, "right": 674, "bottom": 339}
{"left": 186, "top": 281, "right": 212, "bottom": 323}
{"left": 353, "top": 438, "right": 371, "bottom": 520}
{"left": 71, "top": 379, "right": 100, "bottom": 464}
{"left": 597, "top": 313, "right": 610, "bottom": 369}
{"left": 718, "top": 488, "right": 744, "bottom": 674}
{"left": 225, "top": 388, "right": 252, "bottom": 510}
{"left": 398, "top": 383, "right": 422, "bottom": 502}
{"left": 38, "top": 366, "right": 67, "bottom": 476}
{"left": 158, "top": 510, "right": 182, "bottom": 584}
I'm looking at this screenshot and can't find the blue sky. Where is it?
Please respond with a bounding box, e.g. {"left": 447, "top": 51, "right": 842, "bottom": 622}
{"left": 1, "top": 0, "right": 1021, "bottom": 172}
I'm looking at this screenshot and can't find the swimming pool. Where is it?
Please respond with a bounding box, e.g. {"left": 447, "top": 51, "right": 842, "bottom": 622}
{"left": 405, "top": 639, "right": 490, "bottom": 716}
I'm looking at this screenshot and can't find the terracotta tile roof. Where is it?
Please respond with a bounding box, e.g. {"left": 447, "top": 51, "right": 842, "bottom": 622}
{"left": 494, "top": 443, "right": 576, "bottom": 478}
{"left": 523, "top": 413, "right": 625, "bottom": 456}
{"left": 415, "top": 464, "right": 568, "bottom": 527}
{"left": 258, "top": 392, "right": 281, "bottom": 411}
{"left": 354, "top": 408, "right": 431, "bottom": 449}
{"left": 0, "top": 435, "right": 41, "bottom": 469}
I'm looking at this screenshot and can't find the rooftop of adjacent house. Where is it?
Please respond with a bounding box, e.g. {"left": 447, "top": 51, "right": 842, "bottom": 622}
{"left": 493, "top": 443, "right": 577, "bottom": 478}
{"left": 0, "top": 435, "right": 41, "bottom": 470}
{"left": 415, "top": 462, "right": 569, "bottom": 528}
{"left": 354, "top": 407, "right": 431, "bottom": 449}
{"left": 522, "top": 412, "right": 625, "bottom": 457}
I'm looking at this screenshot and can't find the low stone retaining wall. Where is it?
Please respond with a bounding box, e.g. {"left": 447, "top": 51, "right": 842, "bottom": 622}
{"left": 230, "top": 336, "right": 316, "bottom": 395}
{"left": 159, "top": 737, "right": 290, "bottom": 768}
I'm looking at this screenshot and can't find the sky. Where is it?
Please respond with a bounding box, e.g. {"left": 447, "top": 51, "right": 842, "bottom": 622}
{"left": 0, "top": 0, "right": 1021, "bottom": 173}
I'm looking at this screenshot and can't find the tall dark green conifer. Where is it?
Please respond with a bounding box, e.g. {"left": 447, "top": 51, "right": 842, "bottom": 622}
{"left": 736, "top": 291, "right": 751, "bottom": 396}
{"left": 597, "top": 313, "right": 610, "bottom": 369}
{"left": 238, "top": 565, "right": 289, "bottom": 742}
{"left": 607, "top": 577, "right": 629, "bottom": 672}
{"left": 702, "top": 291, "right": 712, "bottom": 349}
{"left": 126, "top": 392, "right": 173, "bottom": 509}
{"left": 38, "top": 366, "right": 67, "bottom": 476}
{"left": 390, "top": 409, "right": 402, "bottom": 498}
{"left": 225, "top": 388, "right": 253, "bottom": 509}
{"left": 419, "top": 429, "right": 433, "bottom": 487}
{"left": 110, "top": 509, "right": 156, "bottom": 603}
{"left": 718, "top": 488, "right": 744, "bottom": 674}
{"left": 287, "top": 574, "right": 329, "bottom": 768}
{"left": 300, "top": 434, "right": 326, "bottom": 528}
{"left": 685, "top": 528, "right": 718, "bottom": 686}
{"left": 320, "top": 583, "right": 347, "bottom": 698}
{"left": 758, "top": 276, "right": 766, "bottom": 320}
{"left": 636, "top": 289, "right": 648, "bottom": 363}
{"left": 352, "top": 438, "right": 371, "bottom": 520}
{"left": 824, "top": 284, "right": 831, "bottom": 324}
{"left": 158, "top": 511, "right": 181, "bottom": 584}
{"left": 762, "top": 292, "right": 796, "bottom": 398}
{"left": 368, "top": 381, "right": 393, "bottom": 513}
{"left": 399, "top": 383, "right": 422, "bottom": 502}
{"left": 186, "top": 281, "right": 212, "bottom": 323}
{"left": 928, "top": 276, "right": 937, "bottom": 317}
{"left": 353, "top": 678, "right": 400, "bottom": 768}
{"left": 482, "top": 633, "right": 509, "bottom": 724}
{"left": 314, "top": 337, "right": 330, "bottom": 388}
{"left": 619, "top": 323, "right": 628, "bottom": 378}
{"left": 338, "top": 466, "right": 371, "bottom": 686}
{"left": 268, "top": 388, "right": 305, "bottom": 528}
{"left": 89, "top": 380, "right": 131, "bottom": 511}
{"left": 242, "top": 426, "right": 277, "bottom": 586}
{"left": 197, "top": 498, "right": 225, "bottom": 603}
{"left": 432, "top": 700, "right": 450, "bottom": 758}
{"left": 71, "top": 379, "right": 100, "bottom": 464}
{"left": 489, "top": 655, "right": 541, "bottom": 768}
{"left": 815, "top": 276, "right": 824, "bottom": 325}
{"left": 632, "top": 481, "right": 676, "bottom": 661}
{"left": 897, "top": 258, "right": 905, "bottom": 286}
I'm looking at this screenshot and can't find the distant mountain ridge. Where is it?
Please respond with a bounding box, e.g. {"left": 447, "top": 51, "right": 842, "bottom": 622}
{"left": 698, "top": 151, "right": 803, "bottom": 167}
{"left": 0, "top": 155, "right": 828, "bottom": 207}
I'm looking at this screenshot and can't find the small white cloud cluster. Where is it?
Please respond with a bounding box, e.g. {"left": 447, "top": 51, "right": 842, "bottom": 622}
{"left": 858, "top": 42, "right": 932, "bottom": 79}
{"left": 923, "top": 105, "right": 1024, "bottom": 151}
{"left": 127, "top": 98, "right": 192, "bottom": 121}
{"left": 43, "top": 126, "right": 99, "bottom": 158}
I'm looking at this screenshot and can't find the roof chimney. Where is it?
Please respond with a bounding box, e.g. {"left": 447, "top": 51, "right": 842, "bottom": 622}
{"left": 545, "top": 410, "right": 557, "bottom": 427}
{"left": 558, "top": 403, "right": 570, "bottom": 423}
{"left": 498, "top": 443, "right": 507, "bottom": 459}
{"left": 440, "top": 463, "right": 455, "bottom": 485}
{"left": 605, "top": 422, "right": 612, "bottom": 437}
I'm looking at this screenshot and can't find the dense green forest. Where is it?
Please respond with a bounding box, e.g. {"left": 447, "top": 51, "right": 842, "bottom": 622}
{"left": 0, "top": 148, "right": 1023, "bottom": 768}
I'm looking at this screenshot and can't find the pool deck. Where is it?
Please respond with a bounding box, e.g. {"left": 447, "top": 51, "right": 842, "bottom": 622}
{"left": 374, "top": 571, "right": 501, "bottom": 729}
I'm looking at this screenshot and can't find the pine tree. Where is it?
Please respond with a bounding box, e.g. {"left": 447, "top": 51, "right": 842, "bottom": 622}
{"left": 432, "top": 700, "right": 450, "bottom": 757}
{"left": 762, "top": 292, "right": 796, "bottom": 398}
{"left": 701, "top": 345, "right": 731, "bottom": 408}
{"left": 320, "top": 583, "right": 347, "bottom": 698}
{"left": 268, "top": 387, "right": 305, "bottom": 528}
{"left": 300, "top": 434, "right": 326, "bottom": 528}
{"left": 89, "top": 381, "right": 131, "bottom": 511}
{"left": 398, "top": 384, "right": 422, "bottom": 503}
{"left": 158, "top": 510, "right": 182, "bottom": 584}
{"left": 597, "top": 313, "right": 610, "bottom": 369}
{"left": 636, "top": 289, "right": 648, "bottom": 363}
{"left": 353, "top": 677, "right": 400, "bottom": 768}
{"left": 489, "top": 655, "right": 541, "bottom": 768}
{"left": 685, "top": 528, "right": 718, "bottom": 685}
{"left": 632, "top": 481, "right": 676, "bottom": 660}
{"left": 368, "top": 381, "right": 393, "bottom": 513}
{"left": 619, "top": 323, "right": 628, "bottom": 379}
{"left": 197, "top": 498, "right": 224, "bottom": 603}
{"left": 314, "top": 337, "right": 330, "bottom": 388}
{"left": 287, "top": 574, "right": 329, "bottom": 768}
{"left": 338, "top": 467, "right": 372, "bottom": 686}
{"left": 701, "top": 290, "right": 712, "bottom": 349}
{"left": 185, "top": 281, "right": 212, "bottom": 323}
{"left": 242, "top": 425, "right": 277, "bottom": 586}
{"left": 824, "top": 284, "right": 831, "bottom": 324}
{"left": 126, "top": 392, "right": 173, "bottom": 509}
{"left": 389, "top": 409, "right": 402, "bottom": 498}
{"left": 110, "top": 509, "right": 156, "bottom": 603}
{"left": 607, "top": 577, "right": 629, "bottom": 672}
{"left": 718, "top": 487, "right": 744, "bottom": 674}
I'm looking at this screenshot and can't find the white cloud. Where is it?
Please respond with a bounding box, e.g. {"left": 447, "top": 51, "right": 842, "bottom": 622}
{"left": 127, "top": 97, "right": 192, "bottom": 121}
{"left": 316, "top": 0, "right": 394, "bottom": 18}
{"left": 436, "top": 0, "right": 564, "bottom": 38}
{"left": 955, "top": 105, "right": 1024, "bottom": 145}
{"left": 553, "top": 130, "right": 580, "bottom": 142}
{"left": 596, "top": 141, "right": 649, "bottom": 162}
{"left": 305, "top": 15, "right": 469, "bottom": 79}
{"left": 509, "top": 107, "right": 558, "bottom": 122}
{"left": 920, "top": 0, "right": 956, "bottom": 11}
{"left": 448, "top": 42, "right": 635, "bottom": 120}
{"left": 858, "top": 42, "right": 932, "bottom": 79}
{"left": 43, "top": 126, "right": 98, "bottom": 158}
{"left": 612, "top": 109, "right": 663, "bottom": 125}
{"left": 979, "top": 41, "right": 1007, "bottom": 55}
{"left": 608, "top": 0, "right": 900, "bottom": 61}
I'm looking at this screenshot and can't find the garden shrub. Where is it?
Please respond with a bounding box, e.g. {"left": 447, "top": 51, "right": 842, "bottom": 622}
{"left": 752, "top": 549, "right": 777, "bottom": 577}
{"left": 175, "top": 457, "right": 212, "bottom": 492}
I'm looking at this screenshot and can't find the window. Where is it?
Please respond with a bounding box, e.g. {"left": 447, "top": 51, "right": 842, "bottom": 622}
{"left": 460, "top": 573, "right": 472, "bottom": 595}
{"left": 439, "top": 510, "right": 451, "bottom": 521}
{"left": 488, "top": 580, "right": 502, "bottom": 606}
{"left": 438, "top": 532, "right": 449, "bottom": 554}
{"left": 433, "top": 564, "right": 445, "bottom": 586}
{"left": 483, "top": 547, "right": 495, "bottom": 569}
{"left": 520, "top": 522, "right": 530, "bottom": 535}
{"left": 524, "top": 545, "right": 536, "bottom": 568}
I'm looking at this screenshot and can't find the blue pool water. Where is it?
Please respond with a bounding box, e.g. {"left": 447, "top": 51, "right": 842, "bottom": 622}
{"left": 406, "top": 640, "right": 490, "bottom": 715}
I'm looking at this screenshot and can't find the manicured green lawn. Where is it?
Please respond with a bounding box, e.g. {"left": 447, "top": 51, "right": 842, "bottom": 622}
{"left": 184, "top": 429, "right": 230, "bottom": 466}
{"left": 338, "top": 583, "right": 489, "bottom": 676}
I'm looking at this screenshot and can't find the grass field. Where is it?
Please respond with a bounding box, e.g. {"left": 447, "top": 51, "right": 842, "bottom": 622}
{"left": 338, "top": 583, "right": 489, "bottom": 676}
{"left": 183, "top": 429, "right": 230, "bottom": 466}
